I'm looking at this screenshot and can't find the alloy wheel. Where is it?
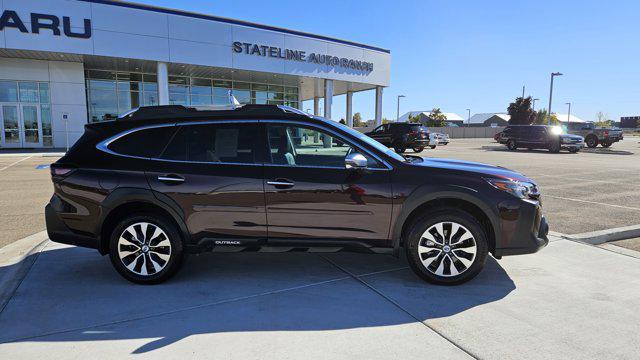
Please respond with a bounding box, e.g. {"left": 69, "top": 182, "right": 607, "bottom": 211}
{"left": 117, "top": 222, "right": 172, "bottom": 276}
{"left": 417, "top": 221, "right": 477, "bottom": 277}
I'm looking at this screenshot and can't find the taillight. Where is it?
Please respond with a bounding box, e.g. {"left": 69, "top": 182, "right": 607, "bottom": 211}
{"left": 604, "top": 131, "right": 609, "bottom": 137}
{"left": 50, "top": 165, "right": 75, "bottom": 178}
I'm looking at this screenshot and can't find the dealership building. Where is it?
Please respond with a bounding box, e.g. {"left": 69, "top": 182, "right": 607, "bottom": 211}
{"left": 0, "top": 0, "right": 390, "bottom": 149}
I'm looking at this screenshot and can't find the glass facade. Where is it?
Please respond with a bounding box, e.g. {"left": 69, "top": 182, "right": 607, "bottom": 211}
{"left": 86, "top": 69, "right": 299, "bottom": 122}
{"left": 0, "top": 81, "right": 52, "bottom": 146}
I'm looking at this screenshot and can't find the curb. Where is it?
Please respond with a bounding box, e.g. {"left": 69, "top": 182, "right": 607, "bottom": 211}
{"left": 0, "top": 231, "right": 49, "bottom": 314}
{"left": 555, "top": 224, "right": 640, "bottom": 245}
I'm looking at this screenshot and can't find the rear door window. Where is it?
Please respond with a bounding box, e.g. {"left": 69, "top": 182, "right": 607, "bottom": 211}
{"left": 108, "top": 126, "right": 178, "bottom": 158}
{"left": 160, "top": 122, "right": 259, "bottom": 164}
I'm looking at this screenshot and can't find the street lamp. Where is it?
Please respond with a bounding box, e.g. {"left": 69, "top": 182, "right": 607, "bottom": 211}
{"left": 565, "top": 102, "right": 571, "bottom": 123}
{"left": 464, "top": 108, "right": 470, "bottom": 138}
{"left": 532, "top": 98, "right": 540, "bottom": 111}
{"left": 396, "top": 95, "right": 406, "bottom": 121}
{"left": 547, "top": 72, "right": 563, "bottom": 125}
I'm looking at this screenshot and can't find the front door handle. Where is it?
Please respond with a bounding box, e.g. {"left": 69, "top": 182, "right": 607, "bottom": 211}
{"left": 158, "top": 174, "right": 185, "bottom": 184}
{"left": 267, "top": 179, "right": 295, "bottom": 188}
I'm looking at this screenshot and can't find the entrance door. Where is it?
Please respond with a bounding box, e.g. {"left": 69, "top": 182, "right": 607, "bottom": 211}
{"left": 1, "top": 104, "right": 20, "bottom": 148}
{"left": 0, "top": 104, "right": 42, "bottom": 148}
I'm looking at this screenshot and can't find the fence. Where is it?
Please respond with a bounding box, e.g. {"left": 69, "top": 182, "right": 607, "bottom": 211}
{"left": 354, "top": 126, "right": 505, "bottom": 139}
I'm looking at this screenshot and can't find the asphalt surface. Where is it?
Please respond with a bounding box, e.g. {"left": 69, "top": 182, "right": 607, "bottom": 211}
{"left": 417, "top": 137, "right": 640, "bottom": 235}
{"left": 0, "top": 156, "right": 59, "bottom": 249}
{"left": 0, "top": 237, "right": 639, "bottom": 359}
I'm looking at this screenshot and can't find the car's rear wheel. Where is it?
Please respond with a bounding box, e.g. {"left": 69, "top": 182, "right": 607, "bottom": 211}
{"left": 586, "top": 135, "right": 598, "bottom": 148}
{"left": 405, "top": 208, "right": 488, "bottom": 285}
{"left": 601, "top": 141, "right": 611, "bottom": 148}
{"left": 109, "top": 214, "right": 184, "bottom": 284}
{"left": 507, "top": 139, "right": 517, "bottom": 151}
{"left": 413, "top": 147, "right": 424, "bottom": 153}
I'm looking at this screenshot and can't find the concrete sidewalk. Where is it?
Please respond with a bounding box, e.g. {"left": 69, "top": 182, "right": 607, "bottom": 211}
{"left": 0, "top": 237, "right": 639, "bottom": 359}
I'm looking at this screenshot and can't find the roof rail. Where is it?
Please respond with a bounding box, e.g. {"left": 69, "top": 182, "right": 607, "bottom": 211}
{"left": 116, "top": 104, "right": 313, "bottom": 121}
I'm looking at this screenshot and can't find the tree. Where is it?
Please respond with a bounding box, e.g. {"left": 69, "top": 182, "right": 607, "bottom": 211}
{"left": 352, "top": 112, "right": 363, "bottom": 127}
{"left": 426, "top": 108, "right": 447, "bottom": 127}
{"left": 407, "top": 113, "right": 421, "bottom": 123}
{"left": 382, "top": 118, "right": 393, "bottom": 124}
{"left": 594, "top": 111, "right": 612, "bottom": 128}
{"left": 507, "top": 96, "right": 536, "bottom": 125}
{"left": 533, "top": 109, "right": 560, "bottom": 125}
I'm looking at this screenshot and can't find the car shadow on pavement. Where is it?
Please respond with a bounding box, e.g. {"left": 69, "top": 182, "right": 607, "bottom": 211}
{"left": 0, "top": 245, "right": 515, "bottom": 354}
{"left": 481, "top": 145, "right": 634, "bottom": 155}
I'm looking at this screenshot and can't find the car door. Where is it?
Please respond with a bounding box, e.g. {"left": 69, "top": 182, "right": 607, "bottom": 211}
{"left": 369, "top": 124, "right": 391, "bottom": 145}
{"left": 145, "top": 121, "right": 267, "bottom": 247}
{"left": 263, "top": 121, "right": 393, "bottom": 248}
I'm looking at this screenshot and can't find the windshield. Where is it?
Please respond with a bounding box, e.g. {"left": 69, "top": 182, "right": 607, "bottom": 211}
{"left": 319, "top": 117, "right": 407, "bottom": 162}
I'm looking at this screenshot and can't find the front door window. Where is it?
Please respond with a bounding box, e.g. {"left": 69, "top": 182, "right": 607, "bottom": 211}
{"left": 22, "top": 105, "right": 40, "bottom": 145}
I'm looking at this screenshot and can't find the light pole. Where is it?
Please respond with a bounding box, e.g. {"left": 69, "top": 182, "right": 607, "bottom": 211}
{"left": 532, "top": 98, "right": 540, "bottom": 111}
{"left": 464, "top": 108, "right": 470, "bottom": 138}
{"left": 565, "top": 102, "right": 571, "bottom": 124}
{"left": 547, "top": 72, "right": 563, "bottom": 125}
{"left": 396, "top": 95, "right": 405, "bottom": 121}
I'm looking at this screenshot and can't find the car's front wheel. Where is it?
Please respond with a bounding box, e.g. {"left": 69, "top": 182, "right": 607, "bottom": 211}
{"left": 507, "top": 139, "right": 517, "bottom": 151}
{"left": 405, "top": 208, "right": 488, "bottom": 285}
{"left": 413, "top": 147, "right": 424, "bottom": 153}
{"left": 109, "top": 214, "right": 184, "bottom": 284}
{"left": 586, "top": 135, "right": 598, "bottom": 148}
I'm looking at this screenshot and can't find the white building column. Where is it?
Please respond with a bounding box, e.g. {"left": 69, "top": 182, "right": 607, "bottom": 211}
{"left": 346, "top": 91, "right": 353, "bottom": 127}
{"left": 157, "top": 61, "right": 169, "bottom": 105}
{"left": 323, "top": 79, "right": 333, "bottom": 119}
{"left": 375, "top": 86, "right": 383, "bottom": 127}
{"left": 323, "top": 79, "right": 333, "bottom": 148}
{"left": 313, "top": 97, "right": 320, "bottom": 116}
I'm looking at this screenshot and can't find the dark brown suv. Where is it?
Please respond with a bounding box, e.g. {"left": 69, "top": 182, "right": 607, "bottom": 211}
{"left": 46, "top": 105, "right": 548, "bottom": 285}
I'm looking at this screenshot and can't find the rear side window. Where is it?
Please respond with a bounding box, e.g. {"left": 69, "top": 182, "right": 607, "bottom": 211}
{"left": 160, "top": 123, "right": 258, "bottom": 164}
{"left": 108, "top": 126, "right": 178, "bottom": 158}
{"left": 410, "top": 125, "right": 426, "bottom": 132}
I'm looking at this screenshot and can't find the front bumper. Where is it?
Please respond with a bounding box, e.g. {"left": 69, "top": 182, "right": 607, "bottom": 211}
{"left": 493, "top": 199, "right": 549, "bottom": 257}
{"left": 46, "top": 202, "right": 99, "bottom": 249}
{"left": 561, "top": 142, "right": 583, "bottom": 150}
{"left": 408, "top": 139, "right": 430, "bottom": 147}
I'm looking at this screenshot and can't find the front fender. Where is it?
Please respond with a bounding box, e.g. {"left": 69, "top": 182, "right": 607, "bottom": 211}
{"left": 390, "top": 183, "right": 501, "bottom": 254}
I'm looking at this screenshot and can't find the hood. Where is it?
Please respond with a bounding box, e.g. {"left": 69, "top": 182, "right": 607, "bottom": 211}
{"left": 559, "top": 133, "right": 583, "bottom": 140}
{"left": 413, "top": 157, "right": 533, "bottom": 182}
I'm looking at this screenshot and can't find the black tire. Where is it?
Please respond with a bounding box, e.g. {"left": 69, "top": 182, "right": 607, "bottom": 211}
{"left": 586, "top": 135, "right": 598, "bottom": 148}
{"left": 413, "top": 147, "right": 425, "bottom": 153}
{"left": 548, "top": 140, "right": 561, "bottom": 153}
{"left": 109, "top": 213, "right": 184, "bottom": 284}
{"left": 394, "top": 142, "right": 406, "bottom": 153}
{"left": 507, "top": 139, "right": 517, "bottom": 151}
{"left": 601, "top": 141, "right": 611, "bottom": 148}
{"left": 429, "top": 145, "right": 436, "bottom": 149}
{"left": 569, "top": 147, "right": 579, "bottom": 153}
{"left": 405, "top": 208, "right": 489, "bottom": 285}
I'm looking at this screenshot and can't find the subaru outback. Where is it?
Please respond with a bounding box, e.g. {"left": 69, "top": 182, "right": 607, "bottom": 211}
{"left": 46, "top": 105, "right": 548, "bottom": 285}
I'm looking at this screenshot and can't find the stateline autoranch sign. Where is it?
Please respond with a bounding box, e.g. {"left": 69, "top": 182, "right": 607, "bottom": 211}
{"left": 232, "top": 41, "right": 374, "bottom": 72}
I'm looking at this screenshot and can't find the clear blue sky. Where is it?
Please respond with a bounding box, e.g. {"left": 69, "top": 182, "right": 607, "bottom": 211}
{"left": 136, "top": 0, "right": 639, "bottom": 122}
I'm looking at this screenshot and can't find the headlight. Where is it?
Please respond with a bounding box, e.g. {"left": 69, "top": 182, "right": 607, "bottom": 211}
{"left": 486, "top": 178, "right": 539, "bottom": 200}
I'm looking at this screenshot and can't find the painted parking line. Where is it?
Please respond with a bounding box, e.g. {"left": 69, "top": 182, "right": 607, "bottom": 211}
{"left": 0, "top": 156, "right": 33, "bottom": 172}
{"left": 544, "top": 194, "right": 640, "bottom": 211}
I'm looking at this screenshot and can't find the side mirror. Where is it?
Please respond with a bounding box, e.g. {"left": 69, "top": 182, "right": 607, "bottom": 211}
{"left": 345, "top": 153, "right": 368, "bottom": 169}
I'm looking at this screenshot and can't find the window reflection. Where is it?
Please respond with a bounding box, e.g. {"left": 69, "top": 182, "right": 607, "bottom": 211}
{"left": 85, "top": 70, "right": 299, "bottom": 122}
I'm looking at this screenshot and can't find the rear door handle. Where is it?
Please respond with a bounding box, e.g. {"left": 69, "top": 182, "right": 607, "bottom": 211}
{"left": 158, "top": 174, "right": 185, "bottom": 184}
{"left": 267, "top": 180, "right": 295, "bottom": 188}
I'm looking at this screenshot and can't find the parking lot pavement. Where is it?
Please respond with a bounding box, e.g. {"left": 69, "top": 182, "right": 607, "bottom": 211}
{"left": 0, "top": 156, "right": 59, "bottom": 249}
{"left": 1, "top": 238, "right": 639, "bottom": 359}
{"left": 419, "top": 138, "right": 640, "bottom": 235}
